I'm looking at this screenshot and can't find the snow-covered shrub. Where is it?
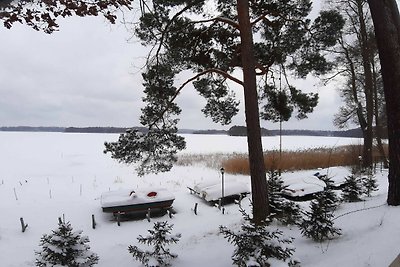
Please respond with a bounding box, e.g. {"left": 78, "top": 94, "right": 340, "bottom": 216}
{"left": 361, "top": 170, "right": 378, "bottom": 197}
{"left": 341, "top": 174, "right": 364, "bottom": 202}
{"left": 318, "top": 175, "right": 341, "bottom": 205}
{"left": 267, "top": 170, "right": 302, "bottom": 225}
{"left": 128, "top": 221, "right": 181, "bottom": 267}
{"left": 220, "top": 207, "right": 299, "bottom": 267}
{"left": 35, "top": 220, "right": 99, "bottom": 267}
{"left": 299, "top": 189, "right": 341, "bottom": 242}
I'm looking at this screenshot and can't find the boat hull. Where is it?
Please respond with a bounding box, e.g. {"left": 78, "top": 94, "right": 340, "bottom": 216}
{"left": 102, "top": 199, "right": 175, "bottom": 214}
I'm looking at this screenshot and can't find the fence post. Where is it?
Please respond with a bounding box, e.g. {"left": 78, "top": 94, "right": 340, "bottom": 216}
{"left": 146, "top": 208, "right": 151, "bottom": 222}
{"left": 20, "top": 217, "right": 28, "bottom": 232}
{"left": 117, "top": 212, "right": 121, "bottom": 226}
{"left": 92, "top": 214, "right": 96, "bottom": 229}
{"left": 193, "top": 203, "right": 198, "bottom": 215}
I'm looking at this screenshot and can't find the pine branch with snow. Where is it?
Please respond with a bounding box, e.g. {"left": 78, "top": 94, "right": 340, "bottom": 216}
{"left": 267, "top": 170, "right": 302, "bottom": 225}
{"left": 361, "top": 170, "right": 378, "bottom": 197}
{"left": 220, "top": 207, "right": 299, "bottom": 267}
{"left": 35, "top": 220, "right": 99, "bottom": 267}
{"left": 341, "top": 174, "right": 364, "bottom": 202}
{"left": 299, "top": 190, "right": 341, "bottom": 242}
{"left": 128, "top": 221, "right": 181, "bottom": 267}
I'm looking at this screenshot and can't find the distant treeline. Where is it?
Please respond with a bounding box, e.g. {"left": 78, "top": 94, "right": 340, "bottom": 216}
{"left": 0, "top": 125, "right": 369, "bottom": 138}
{"left": 192, "top": 126, "right": 365, "bottom": 138}
{"left": 0, "top": 126, "right": 65, "bottom": 132}
{"left": 64, "top": 127, "right": 130, "bottom": 133}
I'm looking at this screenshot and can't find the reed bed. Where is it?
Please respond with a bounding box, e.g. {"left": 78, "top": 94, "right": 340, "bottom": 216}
{"left": 177, "top": 144, "right": 388, "bottom": 175}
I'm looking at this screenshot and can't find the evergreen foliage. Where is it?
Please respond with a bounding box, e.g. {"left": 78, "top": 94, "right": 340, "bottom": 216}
{"left": 361, "top": 170, "right": 379, "bottom": 197}
{"left": 0, "top": 0, "right": 134, "bottom": 34}
{"left": 341, "top": 174, "right": 364, "bottom": 202}
{"left": 103, "top": 1, "right": 344, "bottom": 175}
{"left": 267, "top": 170, "right": 302, "bottom": 225}
{"left": 102, "top": 0, "right": 343, "bottom": 224}
{"left": 318, "top": 174, "right": 342, "bottom": 205}
{"left": 128, "top": 221, "right": 181, "bottom": 267}
{"left": 220, "top": 207, "right": 299, "bottom": 267}
{"left": 35, "top": 220, "right": 99, "bottom": 267}
{"left": 299, "top": 189, "right": 341, "bottom": 242}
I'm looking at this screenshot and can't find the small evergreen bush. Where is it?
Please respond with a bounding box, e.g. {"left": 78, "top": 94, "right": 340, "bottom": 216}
{"left": 341, "top": 174, "right": 364, "bottom": 202}
{"left": 267, "top": 170, "right": 302, "bottom": 225}
{"left": 299, "top": 190, "right": 341, "bottom": 242}
{"left": 128, "top": 221, "right": 181, "bottom": 267}
{"left": 220, "top": 207, "right": 299, "bottom": 267}
{"left": 361, "top": 169, "right": 378, "bottom": 197}
{"left": 35, "top": 220, "right": 99, "bottom": 267}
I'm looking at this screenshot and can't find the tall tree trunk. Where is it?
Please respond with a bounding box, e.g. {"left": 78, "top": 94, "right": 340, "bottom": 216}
{"left": 372, "top": 59, "right": 389, "bottom": 168}
{"left": 237, "top": 0, "right": 269, "bottom": 224}
{"left": 358, "top": 0, "right": 374, "bottom": 168}
{"left": 367, "top": 0, "right": 400, "bottom": 205}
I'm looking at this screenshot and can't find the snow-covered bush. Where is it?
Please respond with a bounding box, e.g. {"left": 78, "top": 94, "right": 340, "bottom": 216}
{"left": 35, "top": 220, "right": 99, "bottom": 267}
{"left": 267, "top": 170, "right": 302, "bottom": 225}
{"left": 128, "top": 221, "right": 181, "bottom": 267}
{"left": 318, "top": 175, "right": 341, "bottom": 205}
{"left": 361, "top": 170, "right": 378, "bottom": 197}
{"left": 299, "top": 189, "right": 341, "bottom": 242}
{"left": 341, "top": 174, "right": 364, "bottom": 202}
{"left": 220, "top": 207, "right": 299, "bottom": 267}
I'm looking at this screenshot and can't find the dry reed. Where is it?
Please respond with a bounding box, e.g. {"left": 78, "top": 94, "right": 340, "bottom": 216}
{"left": 177, "top": 144, "right": 388, "bottom": 175}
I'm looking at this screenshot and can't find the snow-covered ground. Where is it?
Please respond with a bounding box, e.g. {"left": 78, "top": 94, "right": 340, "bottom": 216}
{"left": 0, "top": 132, "right": 397, "bottom": 267}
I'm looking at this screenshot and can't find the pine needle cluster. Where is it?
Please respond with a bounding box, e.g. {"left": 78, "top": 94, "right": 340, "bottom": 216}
{"left": 35, "top": 220, "right": 99, "bottom": 267}
{"left": 220, "top": 207, "right": 299, "bottom": 267}
{"left": 267, "top": 170, "right": 302, "bottom": 225}
{"left": 128, "top": 221, "right": 181, "bottom": 267}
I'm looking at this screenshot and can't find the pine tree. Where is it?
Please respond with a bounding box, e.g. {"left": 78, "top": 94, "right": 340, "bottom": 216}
{"left": 267, "top": 170, "right": 302, "bottom": 225}
{"left": 299, "top": 190, "right": 341, "bottom": 242}
{"left": 319, "top": 174, "right": 341, "bottom": 206}
{"left": 220, "top": 207, "right": 299, "bottom": 267}
{"left": 341, "top": 174, "right": 364, "bottom": 202}
{"left": 361, "top": 169, "right": 378, "bottom": 197}
{"left": 128, "top": 221, "right": 181, "bottom": 267}
{"left": 35, "top": 220, "right": 99, "bottom": 267}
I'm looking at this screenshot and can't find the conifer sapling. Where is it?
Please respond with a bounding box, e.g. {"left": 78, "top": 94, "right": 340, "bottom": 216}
{"left": 35, "top": 220, "right": 99, "bottom": 267}
{"left": 128, "top": 221, "right": 181, "bottom": 267}
{"left": 220, "top": 206, "right": 299, "bottom": 267}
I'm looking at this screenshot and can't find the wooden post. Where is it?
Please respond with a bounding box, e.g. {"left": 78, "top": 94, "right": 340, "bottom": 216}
{"left": 117, "top": 212, "right": 121, "bottom": 226}
{"left": 20, "top": 217, "right": 28, "bottom": 232}
{"left": 13, "top": 188, "right": 18, "bottom": 201}
{"left": 167, "top": 208, "right": 173, "bottom": 218}
{"left": 193, "top": 203, "right": 198, "bottom": 215}
{"left": 91, "top": 214, "right": 96, "bottom": 229}
{"left": 146, "top": 208, "right": 151, "bottom": 222}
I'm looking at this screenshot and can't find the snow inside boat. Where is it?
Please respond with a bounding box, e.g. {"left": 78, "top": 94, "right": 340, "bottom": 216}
{"left": 280, "top": 174, "right": 326, "bottom": 200}
{"left": 188, "top": 180, "right": 250, "bottom": 203}
{"left": 101, "top": 188, "right": 175, "bottom": 214}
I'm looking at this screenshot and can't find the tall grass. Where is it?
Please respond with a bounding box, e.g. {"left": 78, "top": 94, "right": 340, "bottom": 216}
{"left": 177, "top": 144, "right": 388, "bottom": 175}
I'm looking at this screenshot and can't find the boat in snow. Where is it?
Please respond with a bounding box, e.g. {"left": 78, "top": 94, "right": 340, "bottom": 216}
{"left": 188, "top": 180, "right": 250, "bottom": 203}
{"left": 101, "top": 188, "right": 175, "bottom": 214}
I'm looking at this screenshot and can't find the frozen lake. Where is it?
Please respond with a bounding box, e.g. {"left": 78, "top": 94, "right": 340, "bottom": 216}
{"left": 0, "top": 131, "right": 395, "bottom": 267}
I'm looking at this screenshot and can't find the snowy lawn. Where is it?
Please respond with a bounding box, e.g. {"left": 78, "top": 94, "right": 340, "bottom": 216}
{"left": 0, "top": 132, "right": 397, "bottom": 267}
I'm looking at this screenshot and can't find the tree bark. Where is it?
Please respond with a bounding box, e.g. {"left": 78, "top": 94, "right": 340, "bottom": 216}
{"left": 372, "top": 60, "right": 389, "bottom": 168}
{"left": 357, "top": 1, "right": 374, "bottom": 168}
{"left": 367, "top": 0, "right": 400, "bottom": 205}
{"left": 237, "top": 0, "right": 269, "bottom": 224}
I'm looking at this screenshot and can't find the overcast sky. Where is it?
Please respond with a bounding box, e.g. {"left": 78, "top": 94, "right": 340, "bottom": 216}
{"left": 0, "top": 5, "right": 345, "bottom": 131}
